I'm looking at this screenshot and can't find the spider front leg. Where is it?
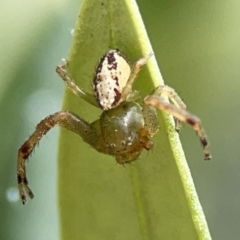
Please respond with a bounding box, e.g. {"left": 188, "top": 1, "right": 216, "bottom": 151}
{"left": 154, "top": 85, "right": 187, "bottom": 131}
{"left": 121, "top": 52, "right": 153, "bottom": 102}
{"left": 144, "top": 86, "right": 211, "bottom": 160}
{"left": 56, "top": 61, "right": 99, "bottom": 108}
{"left": 17, "top": 111, "right": 100, "bottom": 204}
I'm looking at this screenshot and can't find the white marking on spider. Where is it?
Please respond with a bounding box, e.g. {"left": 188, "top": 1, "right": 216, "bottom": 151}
{"left": 93, "top": 50, "right": 131, "bottom": 110}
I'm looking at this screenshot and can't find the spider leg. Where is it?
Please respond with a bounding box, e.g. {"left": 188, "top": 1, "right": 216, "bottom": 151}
{"left": 17, "top": 111, "right": 100, "bottom": 204}
{"left": 121, "top": 52, "right": 153, "bottom": 101}
{"left": 56, "top": 61, "right": 99, "bottom": 108}
{"left": 144, "top": 87, "right": 211, "bottom": 160}
{"left": 142, "top": 104, "right": 159, "bottom": 136}
{"left": 154, "top": 85, "right": 187, "bottom": 131}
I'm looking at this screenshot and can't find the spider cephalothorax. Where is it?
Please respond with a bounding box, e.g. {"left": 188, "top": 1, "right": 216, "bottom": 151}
{"left": 17, "top": 49, "right": 211, "bottom": 204}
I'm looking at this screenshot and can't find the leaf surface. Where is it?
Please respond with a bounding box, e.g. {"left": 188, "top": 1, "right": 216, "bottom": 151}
{"left": 58, "top": 0, "right": 211, "bottom": 239}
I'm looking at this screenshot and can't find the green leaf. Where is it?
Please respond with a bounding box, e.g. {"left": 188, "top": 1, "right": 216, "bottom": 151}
{"left": 58, "top": 0, "right": 211, "bottom": 239}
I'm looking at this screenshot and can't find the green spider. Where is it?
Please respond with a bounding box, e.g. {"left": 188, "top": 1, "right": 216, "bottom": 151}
{"left": 17, "top": 49, "right": 211, "bottom": 204}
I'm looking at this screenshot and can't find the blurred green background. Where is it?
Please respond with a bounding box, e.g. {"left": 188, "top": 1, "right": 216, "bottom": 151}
{"left": 1, "top": 0, "right": 239, "bottom": 239}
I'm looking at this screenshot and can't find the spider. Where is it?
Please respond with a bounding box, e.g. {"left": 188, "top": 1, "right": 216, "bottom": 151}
{"left": 17, "top": 49, "right": 211, "bottom": 204}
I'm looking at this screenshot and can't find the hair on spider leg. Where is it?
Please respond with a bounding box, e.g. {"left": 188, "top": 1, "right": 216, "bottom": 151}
{"left": 143, "top": 148, "right": 151, "bottom": 157}
{"left": 89, "top": 81, "right": 94, "bottom": 90}
{"left": 149, "top": 147, "right": 154, "bottom": 156}
{"left": 122, "top": 164, "right": 127, "bottom": 169}
{"left": 124, "top": 162, "right": 134, "bottom": 168}
{"left": 115, "top": 161, "right": 127, "bottom": 169}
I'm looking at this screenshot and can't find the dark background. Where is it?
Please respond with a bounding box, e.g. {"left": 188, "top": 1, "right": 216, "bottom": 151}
{"left": 1, "top": 0, "right": 239, "bottom": 239}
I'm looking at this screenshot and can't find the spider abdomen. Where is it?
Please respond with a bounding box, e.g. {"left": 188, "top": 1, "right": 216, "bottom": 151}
{"left": 93, "top": 50, "right": 131, "bottom": 110}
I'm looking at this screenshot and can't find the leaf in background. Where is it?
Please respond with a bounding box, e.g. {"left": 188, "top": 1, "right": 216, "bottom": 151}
{"left": 58, "top": 0, "right": 211, "bottom": 239}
